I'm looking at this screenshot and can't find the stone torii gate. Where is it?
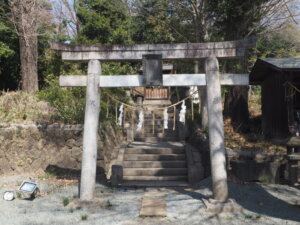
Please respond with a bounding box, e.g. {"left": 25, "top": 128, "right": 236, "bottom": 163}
{"left": 50, "top": 39, "right": 254, "bottom": 202}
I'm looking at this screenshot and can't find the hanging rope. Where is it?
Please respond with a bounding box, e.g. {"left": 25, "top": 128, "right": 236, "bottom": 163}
{"left": 152, "top": 111, "right": 155, "bottom": 134}
{"left": 191, "top": 98, "right": 194, "bottom": 121}
{"left": 131, "top": 111, "right": 135, "bottom": 131}
{"left": 102, "top": 90, "right": 137, "bottom": 110}
{"left": 106, "top": 97, "right": 110, "bottom": 118}
{"left": 102, "top": 89, "right": 200, "bottom": 131}
{"left": 155, "top": 89, "right": 198, "bottom": 110}
{"left": 173, "top": 106, "right": 176, "bottom": 131}
{"left": 115, "top": 103, "right": 118, "bottom": 124}
{"left": 103, "top": 89, "right": 198, "bottom": 112}
{"left": 283, "top": 82, "right": 299, "bottom": 99}
{"left": 123, "top": 108, "right": 127, "bottom": 128}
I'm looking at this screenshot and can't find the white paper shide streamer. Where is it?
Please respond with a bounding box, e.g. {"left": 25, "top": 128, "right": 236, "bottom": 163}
{"left": 179, "top": 100, "right": 186, "bottom": 124}
{"left": 163, "top": 108, "right": 168, "bottom": 129}
{"left": 118, "top": 104, "right": 124, "bottom": 126}
{"left": 189, "top": 86, "right": 199, "bottom": 104}
{"left": 136, "top": 110, "right": 144, "bottom": 132}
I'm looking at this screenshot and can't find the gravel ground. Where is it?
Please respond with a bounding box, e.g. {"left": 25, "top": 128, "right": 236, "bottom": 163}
{"left": 0, "top": 174, "right": 299, "bottom": 225}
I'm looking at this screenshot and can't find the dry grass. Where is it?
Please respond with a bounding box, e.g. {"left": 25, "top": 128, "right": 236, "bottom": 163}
{"left": 224, "top": 118, "right": 286, "bottom": 153}
{"left": 0, "top": 91, "right": 58, "bottom": 124}
{"left": 224, "top": 91, "right": 286, "bottom": 153}
{"left": 248, "top": 91, "right": 262, "bottom": 117}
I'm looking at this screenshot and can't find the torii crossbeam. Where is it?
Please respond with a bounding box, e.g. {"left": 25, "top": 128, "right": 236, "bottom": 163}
{"left": 50, "top": 39, "right": 254, "bottom": 202}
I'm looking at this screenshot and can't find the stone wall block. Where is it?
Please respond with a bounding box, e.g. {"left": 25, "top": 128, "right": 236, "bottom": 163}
{"left": 66, "top": 138, "right": 76, "bottom": 148}
{"left": 0, "top": 123, "right": 123, "bottom": 175}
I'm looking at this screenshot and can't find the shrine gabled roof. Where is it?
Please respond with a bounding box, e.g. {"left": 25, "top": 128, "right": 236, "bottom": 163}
{"left": 249, "top": 58, "right": 300, "bottom": 84}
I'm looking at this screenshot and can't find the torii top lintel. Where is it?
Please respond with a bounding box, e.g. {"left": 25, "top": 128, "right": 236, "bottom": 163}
{"left": 49, "top": 38, "right": 256, "bottom": 61}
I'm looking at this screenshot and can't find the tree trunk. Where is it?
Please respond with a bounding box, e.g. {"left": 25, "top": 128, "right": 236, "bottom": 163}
{"left": 224, "top": 86, "right": 249, "bottom": 126}
{"left": 19, "top": 35, "right": 38, "bottom": 93}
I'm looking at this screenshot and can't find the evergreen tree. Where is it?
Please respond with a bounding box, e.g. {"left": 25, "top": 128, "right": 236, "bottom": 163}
{"left": 76, "top": 0, "right": 132, "bottom": 44}
{"left": 0, "top": 1, "right": 20, "bottom": 90}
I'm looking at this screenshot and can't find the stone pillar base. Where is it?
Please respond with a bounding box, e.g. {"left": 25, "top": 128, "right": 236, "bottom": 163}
{"left": 202, "top": 198, "right": 243, "bottom": 213}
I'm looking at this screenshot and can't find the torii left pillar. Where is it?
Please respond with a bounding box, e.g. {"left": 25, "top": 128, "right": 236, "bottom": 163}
{"left": 80, "top": 60, "right": 101, "bottom": 200}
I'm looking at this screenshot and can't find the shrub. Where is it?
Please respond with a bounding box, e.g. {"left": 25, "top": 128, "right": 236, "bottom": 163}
{"left": 0, "top": 91, "right": 57, "bottom": 123}
{"left": 37, "top": 74, "right": 86, "bottom": 123}
{"left": 63, "top": 198, "right": 70, "bottom": 206}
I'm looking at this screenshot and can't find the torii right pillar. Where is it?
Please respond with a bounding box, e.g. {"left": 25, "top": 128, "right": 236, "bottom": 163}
{"left": 205, "top": 57, "right": 228, "bottom": 202}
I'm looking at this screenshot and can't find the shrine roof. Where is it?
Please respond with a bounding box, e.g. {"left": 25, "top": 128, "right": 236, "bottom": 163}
{"left": 249, "top": 58, "right": 300, "bottom": 84}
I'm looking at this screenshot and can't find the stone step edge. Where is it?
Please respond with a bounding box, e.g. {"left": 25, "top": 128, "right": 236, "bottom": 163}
{"left": 124, "top": 153, "right": 186, "bottom": 157}
{"left": 122, "top": 181, "right": 189, "bottom": 187}
{"left": 123, "top": 176, "right": 187, "bottom": 181}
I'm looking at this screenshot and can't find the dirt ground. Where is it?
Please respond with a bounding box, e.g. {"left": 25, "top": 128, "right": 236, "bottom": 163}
{"left": 0, "top": 174, "right": 299, "bottom": 225}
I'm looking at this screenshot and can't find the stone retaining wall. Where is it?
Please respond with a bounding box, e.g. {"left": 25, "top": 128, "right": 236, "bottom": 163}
{"left": 187, "top": 124, "right": 287, "bottom": 184}
{"left": 0, "top": 123, "right": 124, "bottom": 176}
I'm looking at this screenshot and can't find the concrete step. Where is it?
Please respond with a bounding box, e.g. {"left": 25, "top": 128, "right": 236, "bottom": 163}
{"left": 124, "top": 153, "right": 186, "bottom": 161}
{"left": 122, "top": 181, "right": 189, "bottom": 187}
{"left": 123, "top": 168, "right": 187, "bottom": 176}
{"left": 123, "top": 160, "right": 186, "bottom": 168}
{"left": 126, "top": 148, "right": 184, "bottom": 154}
{"left": 123, "top": 175, "right": 187, "bottom": 181}
{"left": 135, "top": 137, "right": 179, "bottom": 142}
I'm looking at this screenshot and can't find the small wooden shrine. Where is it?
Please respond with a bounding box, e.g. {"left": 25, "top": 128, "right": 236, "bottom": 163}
{"left": 250, "top": 58, "right": 300, "bottom": 138}
{"left": 132, "top": 64, "right": 173, "bottom": 105}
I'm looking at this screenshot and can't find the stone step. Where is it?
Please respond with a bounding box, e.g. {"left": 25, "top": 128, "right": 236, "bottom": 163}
{"left": 124, "top": 168, "right": 187, "bottom": 176}
{"left": 143, "top": 116, "right": 175, "bottom": 120}
{"left": 122, "top": 180, "right": 189, "bottom": 187}
{"left": 126, "top": 148, "right": 184, "bottom": 154}
{"left": 144, "top": 119, "right": 174, "bottom": 125}
{"left": 142, "top": 124, "right": 177, "bottom": 130}
{"left": 135, "top": 137, "right": 179, "bottom": 142}
{"left": 123, "top": 161, "right": 186, "bottom": 168}
{"left": 135, "top": 135, "right": 178, "bottom": 140}
{"left": 128, "top": 141, "right": 184, "bottom": 149}
{"left": 143, "top": 127, "right": 176, "bottom": 132}
{"left": 123, "top": 175, "right": 187, "bottom": 181}
{"left": 141, "top": 133, "right": 179, "bottom": 138}
{"left": 124, "top": 153, "right": 186, "bottom": 161}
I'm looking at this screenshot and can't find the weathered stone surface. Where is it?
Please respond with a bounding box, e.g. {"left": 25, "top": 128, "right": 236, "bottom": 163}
{"left": 140, "top": 199, "right": 167, "bottom": 217}
{"left": 66, "top": 139, "right": 76, "bottom": 148}
{"left": 185, "top": 144, "right": 205, "bottom": 183}
{"left": 205, "top": 57, "right": 228, "bottom": 202}
{"left": 231, "top": 160, "right": 281, "bottom": 183}
{"left": 203, "top": 198, "right": 244, "bottom": 213}
{"left": 111, "top": 165, "right": 123, "bottom": 186}
{"left": 0, "top": 123, "right": 124, "bottom": 177}
{"left": 50, "top": 38, "right": 256, "bottom": 61}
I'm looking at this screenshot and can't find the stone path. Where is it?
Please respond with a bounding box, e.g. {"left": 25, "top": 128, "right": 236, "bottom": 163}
{"left": 140, "top": 190, "right": 167, "bottom": 217}
{"left": 0, "top": 175, "right": 300, "bottom": 225}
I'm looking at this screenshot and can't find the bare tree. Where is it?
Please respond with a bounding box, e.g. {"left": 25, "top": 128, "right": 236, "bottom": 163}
{"left": 53, "top": 0, "right": 80, "bottom": 38}
{"left": 9, "top": 0, "right": 52, "bottom": 93}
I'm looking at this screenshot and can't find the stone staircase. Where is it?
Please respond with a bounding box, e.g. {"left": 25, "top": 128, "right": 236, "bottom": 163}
{"left": 111, "top": 102, "right": 204, "bottom": 186}
{"left": 121, "top": 108, "right": 189, "bottom": 186}
{"left": 122, "top": 141, "right": 188, "bottom": 186}
{"left": 135, "top": 109, "right": 179, "bottom": 142}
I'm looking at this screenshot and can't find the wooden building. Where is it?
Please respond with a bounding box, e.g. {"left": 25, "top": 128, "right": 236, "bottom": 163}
{"left": 250, "top": 58, "right": 300, "bottom": 138}
{"left": 132, "top": 64, "right": 173, "bottom": 105}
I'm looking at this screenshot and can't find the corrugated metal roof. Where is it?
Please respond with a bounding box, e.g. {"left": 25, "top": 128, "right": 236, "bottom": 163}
{"left": 249, "top": 58, "right": 300, "bottom": 84}
{"left": 261, "top": 58, "right": 300, "bottom": 69}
